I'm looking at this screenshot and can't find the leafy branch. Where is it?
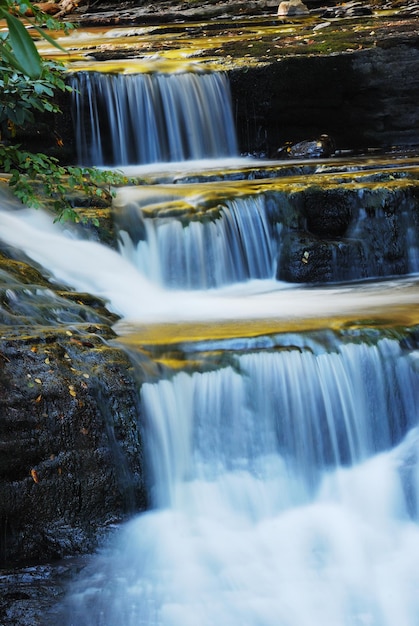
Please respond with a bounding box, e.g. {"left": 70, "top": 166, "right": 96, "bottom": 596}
{"left": 0, "top": 0, "right": 132, "bottom": 223}
{"left": 0, "top": 143, "right": 131, "bottom": 223}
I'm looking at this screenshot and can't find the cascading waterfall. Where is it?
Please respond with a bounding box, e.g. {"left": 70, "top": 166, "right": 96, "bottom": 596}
{"left": 142, "top": 336, "right": 419, "bottom": 505}
{"left": 1, "top": 189, "right": 419, "bottom": 625}
{"left": 70, "top": 71, "right": 238, "bottom": 166}
{"left": 1, "top": 61, "right": 419, "bottom": 625}
{"left": 115, "top": 192, "right": 277, "bottom": 288}
{"left": 63, "top": 334, "right": 419, "bottom": 626}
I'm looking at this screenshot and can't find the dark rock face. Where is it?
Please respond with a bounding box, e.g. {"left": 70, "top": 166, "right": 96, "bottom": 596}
{"left": 0, "top": 327, "right": 146, "bottom": 567}
{"left": 275, "top": 185, "right": 419, "bottom": 283}
{"left": 0, "top": 558, "right": 90, "bottom": 626}
{"left": 230, "top": 42, "right": 419, "bottom": 156}
{"left": 277, "top": 232, "right": 367, "bottom": 283}
{"left": 303, "top": 187, "right": 352, "bottom": 238}
{"left": 0, "top": 247, "right": 147, "bottom": 568}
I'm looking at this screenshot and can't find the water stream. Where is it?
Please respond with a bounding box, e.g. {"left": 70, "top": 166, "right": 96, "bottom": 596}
{"left": 2, "top": 69, "right": 419, "bottom": 625}
{"left": 70, "top": 72, "right": 237, "bottom": 166}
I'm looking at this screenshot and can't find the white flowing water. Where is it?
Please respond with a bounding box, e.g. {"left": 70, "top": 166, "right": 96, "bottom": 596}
{"left": 115, "top": 192, "right": 277, "bottom": 288}
{"left": 1, "top": 199, "right": 418, "bottom": 326}
{"left": 1, "top": 187, "right": 419, "bottom": 626}
{"left": 70, "top": 72, "right": 238, "bottom": 166}
{"left": 62, "top": 341, "right": 419, "bottom": 626}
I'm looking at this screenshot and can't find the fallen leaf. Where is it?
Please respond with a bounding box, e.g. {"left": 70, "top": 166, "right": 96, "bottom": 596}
{"left": 70, "top": 337, "right": 83, "bottom": 346}
{"left": 30, "top": 469, "right": 39, "bottom": 484}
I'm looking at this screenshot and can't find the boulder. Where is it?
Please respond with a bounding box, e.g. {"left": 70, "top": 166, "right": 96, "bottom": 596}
{"left": 277, "top": 135, "right": 336, "bottom": 159}
{"left": 277, "top": 0, "right": 309, "bottom": 16}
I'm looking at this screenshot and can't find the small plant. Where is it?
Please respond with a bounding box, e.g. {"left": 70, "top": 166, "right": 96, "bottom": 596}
{"left": 0, "top": 0, "right": 130, "bottom": 223}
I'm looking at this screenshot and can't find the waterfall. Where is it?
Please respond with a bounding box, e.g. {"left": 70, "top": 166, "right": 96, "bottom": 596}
{"left": 1, "top": 189, "right": 419, "bottom": 626}
{"left": 142, "top": 337, "right": 419, "bottom": 506}
{"left": 70, "top": 71, "right": 238, "bottom": 166}
{"left": 63, "top": 334, "right": 419, "bottom": 626}
{"left": 1, "top": 53, "right": 419, "bottom": 624}
{"left": 115, "top": 191, "right": 277, "bottom": 288}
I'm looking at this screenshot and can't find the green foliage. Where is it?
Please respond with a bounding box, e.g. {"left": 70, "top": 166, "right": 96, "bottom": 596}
{"left": 0, "top": 0, "right": 130, "bottom": 223}
{"left": 0, "top": 0, "right": 73, "bottom": 78}
{"left": 0, "top": 58, "right": 72, "bottom": 126}
{"left": 0, "top": 143, "right": 130, "bottom": 223}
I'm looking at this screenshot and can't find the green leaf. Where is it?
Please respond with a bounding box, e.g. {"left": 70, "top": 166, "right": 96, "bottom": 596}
{"left": 0, "top": 9, "right": 42, "bottom": 78}
{"left": 0, "top": 41, "right": 28, "bottom": 75}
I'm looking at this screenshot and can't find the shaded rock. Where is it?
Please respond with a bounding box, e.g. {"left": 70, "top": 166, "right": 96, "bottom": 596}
{"left": 275, "top": 185, "right": 419, "bottom": 283}
{"left": 322, "top": 2, "right": 373, "bottom": 18}
{"left": 303, "top": 186, "right": 352, "bottom": 238}
{"left": 230, "top": 38, "right": 419, "bottom": 157}
{"left": 0, "top": 325, "right": 147, "bottom": 567}
{"left": 277, "top": 232, "right": 366, "bottom": 283}
{"left": 0, "top": 245, "right": 148, "bottom": 568}
{"left": 277, "top": 135, "right": 336, "bottom": 159}
{"left": 0, "top": 558, "right": 86, "bottom": 626}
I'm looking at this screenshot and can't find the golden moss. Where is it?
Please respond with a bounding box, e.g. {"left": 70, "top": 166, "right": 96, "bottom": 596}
{"left": 34, "top": 13, "right": 413, "bottom": 73}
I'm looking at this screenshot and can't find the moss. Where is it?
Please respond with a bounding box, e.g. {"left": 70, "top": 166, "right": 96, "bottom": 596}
{"left": 46, "top": 12, "right": 419, "bottom": 73}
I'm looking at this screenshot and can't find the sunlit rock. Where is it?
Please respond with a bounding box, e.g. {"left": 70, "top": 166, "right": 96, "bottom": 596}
{"left": 277, "top": 0, "right": 309, "bottom": 16}
{"left": 321, "top": 2, "right": 373, "bottom": 18}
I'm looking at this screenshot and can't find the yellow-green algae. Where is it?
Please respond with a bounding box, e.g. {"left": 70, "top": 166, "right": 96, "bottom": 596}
{"left": 120, "top": 154, "right": 419, "bottom": 187}
{"left": 30, "top": 11, "right": 416, "bottom": 74}
{"left": 114, "top": 159, "right": 419, "bottom": 223}
{"left": 116, "top": 306, "right": 419, "bottom": 352}
{"left": 114, "top": 312, "right": 419, "bottom": 378}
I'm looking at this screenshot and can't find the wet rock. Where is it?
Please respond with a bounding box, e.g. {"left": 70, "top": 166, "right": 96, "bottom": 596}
{"left": 230, "top": 40, "right": 419, "bottom": 157}
{"left": 0, "top": 324, "right": 147, "bottom": 567}
{"left": 277, "top": 232, "right": 365, "bottom": 283}
{"left": 0, "top": 247, "right": 147, "bottom": 568}
{"left": 399, "top": 4, "right": 419, "bottom": 17}
{"left": 277, "top": 135, "right": 336, "bottom": 159}
{"left": 277, "top": 0, "right": 309, "bottom": 16}
{"left": 322, "top": 2, "right": 373, "bottom": 18}
{"left": 303, "top": 186, "right": 352, "bottom": 238}
{"left": 0, "top": 558, "right": 87, "bottom": 626}
{"left": 276, "top": 185, "right": 419, "bottom": 283}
